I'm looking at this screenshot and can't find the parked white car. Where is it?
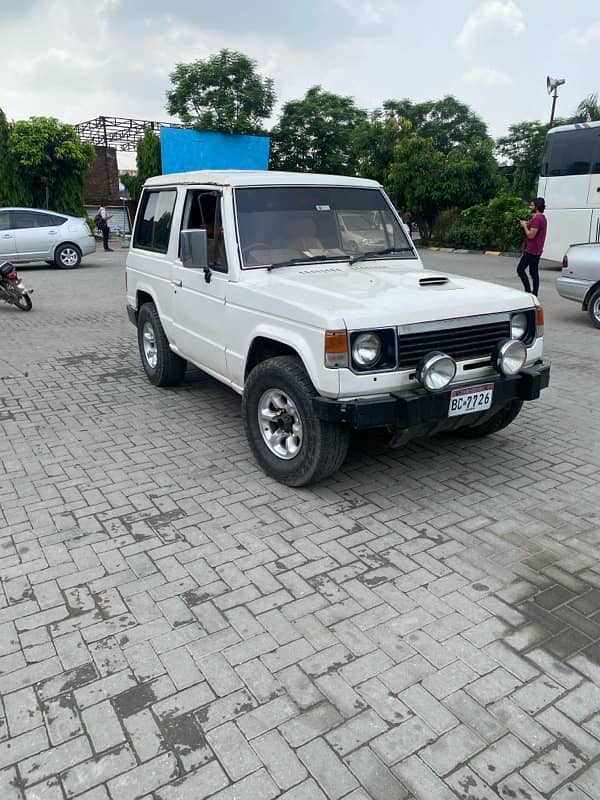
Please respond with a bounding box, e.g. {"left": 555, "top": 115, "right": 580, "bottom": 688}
{"left": 556, "top": 242, "right": 600, "bottom": 328}
{"left": 0, "top": 207, "right": 96, "bottom": 268}
{"left": 126, "top": 170, "right": 550, "bottom": 486}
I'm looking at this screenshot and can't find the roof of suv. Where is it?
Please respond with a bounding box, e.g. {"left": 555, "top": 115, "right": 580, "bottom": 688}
{"left": 144, "top": 170, "right": 381, "bottom": 189}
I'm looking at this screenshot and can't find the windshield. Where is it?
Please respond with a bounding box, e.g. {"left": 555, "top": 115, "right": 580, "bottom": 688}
{"left": 235, "top": 186, "right": 415, "bottom": 268}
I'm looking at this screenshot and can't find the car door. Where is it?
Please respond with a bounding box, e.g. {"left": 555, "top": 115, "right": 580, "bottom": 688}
{"left": 12, "top": 210, "right": 57, "bottom": 258}
{"left": 0, "top": 211, "right": 16, "bottom": 258}
{"left": 171, "top": 189, "right": 228, "bottom": 379}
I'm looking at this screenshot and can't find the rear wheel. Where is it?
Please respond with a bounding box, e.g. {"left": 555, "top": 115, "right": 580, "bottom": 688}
{"left": 243, "top": 355, "right": 350, "bottom": 486}
{"left": 54, "top": 244, "right": 81, "bottom": 269}
{"left": 587, "top": 287, "right": 600, "bottom": 329}
{"left": 454, "top": 399, "right": 523, "bottom": 439}
{"left": 137, "top": 303, "right": 186, "bottom": 386}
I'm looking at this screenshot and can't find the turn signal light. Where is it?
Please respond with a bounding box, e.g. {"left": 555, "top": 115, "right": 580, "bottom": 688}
{"left": 324, "top": 330, "right": 349, "bottom": 368}
{"left": 536, "top": 306, "right": 544, "bottom": 337}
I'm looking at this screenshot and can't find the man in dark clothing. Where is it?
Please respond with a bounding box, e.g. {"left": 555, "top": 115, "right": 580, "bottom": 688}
{"left": 516, "top": 197, "right": 547, "bottom": 296}
{"left": 98, "top": 205, "right": 113, "bottom": 252}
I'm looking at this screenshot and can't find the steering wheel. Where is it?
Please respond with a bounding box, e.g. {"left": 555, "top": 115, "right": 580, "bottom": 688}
{"left": 242, "top": 242, "right": 272, "bottom": 262}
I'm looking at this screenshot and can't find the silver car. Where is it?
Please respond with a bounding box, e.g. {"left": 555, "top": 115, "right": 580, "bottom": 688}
{"left": 0, "top": 207, "right": 96, "bottom": 269}
{"left": 557, "top": 243, "right": 600, "bottom": 328}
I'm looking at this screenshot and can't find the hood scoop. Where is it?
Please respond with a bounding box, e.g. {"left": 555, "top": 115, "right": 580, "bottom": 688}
{"left": 298, "top": 266, "right": 346, "bottom": 275}
{"left": 419, "top": 276, "right": 449, "bottom": 286}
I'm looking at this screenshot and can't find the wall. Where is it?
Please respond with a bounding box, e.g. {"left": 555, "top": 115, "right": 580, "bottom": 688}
{"left": 84, "top": 146, "right": 121, "bottom": 206}
{"left": 160, "top": 128, "right": 270, "bottom": 174}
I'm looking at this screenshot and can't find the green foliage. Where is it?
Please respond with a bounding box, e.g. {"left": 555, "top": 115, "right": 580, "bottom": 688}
{"left": 496, "top": 121, "right": 549, "bottom": 199}
{"left": 0, "top": 109, "right": 32, "bottom": 206}
{"left": 440, "top": 195, "right": 530, "bottom": 252}
{"left": 121, "top": 128, "right": 162, "bottom": 202}
{"left": 166, "top": 49, "right": 275, "bottom": 134}
{"left": 270, "top": 86, "right": 367, "bottom": 174}
{"left": 8, "top": 116, "right": 95, "bottom": 215}
{"left": 574, "top": 92, "right": 600, "bottom": 123}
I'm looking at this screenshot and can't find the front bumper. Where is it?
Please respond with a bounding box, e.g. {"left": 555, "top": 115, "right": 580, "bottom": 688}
{"left": 313, "top": 360, "right": 551, "bottom": 428}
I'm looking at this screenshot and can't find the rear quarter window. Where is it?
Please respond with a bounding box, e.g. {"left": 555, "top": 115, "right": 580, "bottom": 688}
{"left": 133, "top": 189, "right": 177, "bottom": 254}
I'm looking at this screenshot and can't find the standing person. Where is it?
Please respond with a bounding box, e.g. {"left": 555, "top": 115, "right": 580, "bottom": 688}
{"left": 97, "top": 205, "right": 113, "bottom": 252}
{"left": 516, "top": 198, "right": 547, "bottom": 296}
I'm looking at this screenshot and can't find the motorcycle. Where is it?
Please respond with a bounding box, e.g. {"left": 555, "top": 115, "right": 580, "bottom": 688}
{"left": 0, "top": 262, "right": 33, "bottom": 311}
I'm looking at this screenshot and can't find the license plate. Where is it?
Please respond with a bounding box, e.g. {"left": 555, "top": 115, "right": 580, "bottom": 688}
{"left": 448, "top": 383, "right": 494, "bottom": 417}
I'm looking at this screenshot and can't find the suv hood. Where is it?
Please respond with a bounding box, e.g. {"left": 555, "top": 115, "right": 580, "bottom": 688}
{"left": 242, "top": 261, "right": 534, "bottom": 329}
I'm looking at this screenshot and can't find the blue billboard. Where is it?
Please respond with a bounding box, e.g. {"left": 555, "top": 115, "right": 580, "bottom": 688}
{"left": 160, "top": 127, "right": 270, "bottom": 174}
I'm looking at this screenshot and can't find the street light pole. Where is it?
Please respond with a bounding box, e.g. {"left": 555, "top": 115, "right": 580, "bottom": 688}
{"left": 550, "top": 87, "right": 559, "bottom": 126}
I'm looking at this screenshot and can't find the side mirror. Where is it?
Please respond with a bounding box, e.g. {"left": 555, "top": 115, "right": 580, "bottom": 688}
{"left": 180, "top": 229, "right": 208, "bottom": 270}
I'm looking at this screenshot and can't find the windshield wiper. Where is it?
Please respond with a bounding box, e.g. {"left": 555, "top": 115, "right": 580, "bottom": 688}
{"left": 266, "top": 255, "right": 350, "bottom": 271}
{"left": 349, "top": 246, "right": 414, "bottom": 265}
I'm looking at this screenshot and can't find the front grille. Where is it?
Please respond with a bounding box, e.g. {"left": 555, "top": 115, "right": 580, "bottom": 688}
{"left": 397, "top": 321, "right": 511, "bottom": 369}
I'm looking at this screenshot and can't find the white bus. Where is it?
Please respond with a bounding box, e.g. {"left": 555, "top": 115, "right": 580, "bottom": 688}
{"left": 537, "top": 120, "right": 600, "bottom": 262}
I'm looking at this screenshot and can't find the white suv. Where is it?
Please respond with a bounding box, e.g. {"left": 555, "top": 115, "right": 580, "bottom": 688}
{"left": 126, "top": 171, "right": 550, "bottom": 486}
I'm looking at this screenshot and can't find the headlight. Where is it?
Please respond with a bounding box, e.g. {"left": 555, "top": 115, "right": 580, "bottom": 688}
{"left": 352, "top": 332, "right": 382, "bottom": 368}
{"left": 493, "top": 338, "right": 526, "bottom": 376}
{"left": 416, "top": 351, "right": 456, "bottom": 391}
{"left": 510, "top": 312, "right": 529, "bottom": 340}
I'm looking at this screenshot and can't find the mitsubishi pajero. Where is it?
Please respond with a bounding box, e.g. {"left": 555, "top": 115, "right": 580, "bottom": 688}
{"left": 126, "top": 171, "right": 550, "bottom": 486}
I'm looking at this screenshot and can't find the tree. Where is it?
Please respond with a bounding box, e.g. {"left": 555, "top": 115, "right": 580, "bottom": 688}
{"left": 122, "top": 128, "right": 162, "bottom": 202}
{"left": 496, "top": 121, "right": 549, "bottom": 199}
{"left": 573, "top": 92, "right": 600, "bottom": 123}
{"left": 270, "top": 86, "right": 367, "bottom": 174}
{"left": 166, "top": 49, "right": 275, "bottom": 134}
{"left": 9, "top": 117, "right": 95, "bottom": 215}
{"left": 0, "top": 109, "right": 30, "bottom": 207}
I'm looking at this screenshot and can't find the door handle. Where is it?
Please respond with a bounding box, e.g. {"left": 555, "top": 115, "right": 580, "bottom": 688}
{"left": 48, "top": 230, "right": 57, "bottom": 235}
{"left": 1, "top": 234, "right": 11, "bottom": 239}
{"left": 171, "top": 279, "right": 182, "bottom": 287}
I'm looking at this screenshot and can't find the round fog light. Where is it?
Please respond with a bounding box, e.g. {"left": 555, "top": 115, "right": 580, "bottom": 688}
{"left": 416, "top": 351, "right": 457, "bottom": 391}
{"left": 494, "top": 338, "right": 526, "bottom": 376}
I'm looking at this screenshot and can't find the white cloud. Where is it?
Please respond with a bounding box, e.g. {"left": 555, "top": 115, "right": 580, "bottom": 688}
{"left": 456, "top": 1, "right": 525, "bottom": 51}
{"left": 560, "top": 21, "right": 600, "bottom": 50}
{"left": 332, "top": 0, "right": 398, "bottom": 25}
{"left": 463, "top": 65, "right": 513, "bottom": 88}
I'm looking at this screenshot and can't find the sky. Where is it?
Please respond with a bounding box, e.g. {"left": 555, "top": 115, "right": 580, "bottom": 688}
{"left": 0, "top": 0, "right": 598, "bottom": 169}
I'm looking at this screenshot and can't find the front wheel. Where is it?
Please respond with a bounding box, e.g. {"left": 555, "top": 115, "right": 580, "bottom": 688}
{"left": 137, "top": 303, "right": 186, "bottom": 387}
{"left": 242, "top": 356, "right": 350, "bottom": 486}
{"left": 15, "top": 291, "right": 32, "bottom": 311}
{"left": 587, "top": 288, "right": 600, "bottom": 329}
{"left": 54, "top": 244, "right": 81, "bottom": 269}
{"left": 454, "top": 398, "right": 523, "bottom": 439}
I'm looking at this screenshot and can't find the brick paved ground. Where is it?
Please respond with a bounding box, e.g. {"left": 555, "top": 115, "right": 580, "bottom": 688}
{"left": 0, "top": 249, "right": 599, "bottom": 799}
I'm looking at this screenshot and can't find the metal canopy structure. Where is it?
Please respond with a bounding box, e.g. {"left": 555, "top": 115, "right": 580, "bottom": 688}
{"left": 74, "top": 115, "right": 181, "bottom": 151}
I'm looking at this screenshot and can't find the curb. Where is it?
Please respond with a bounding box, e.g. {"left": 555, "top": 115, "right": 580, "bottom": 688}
{"left": 417, "top": 245, "right": 520, "bottom": 259}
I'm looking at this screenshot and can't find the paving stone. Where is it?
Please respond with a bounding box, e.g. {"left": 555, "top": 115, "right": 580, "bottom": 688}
{"left": 469, "top": 733, "right": 534, "bottom": 783}
{"left": 123, "top": 708, "right": 166, "bottom": 762}
{"left": 251, "top": 729, "right": 308, "bottom": 790}
{"left": 81, "top": 700, "right": 125, "bottom": 752}
{"left": 19, "top": 736, "right": 92, "bottom": 788}
{"left": 344, "top": 746, "right": 409, "bottom": 800}
{"left": 4, "top": 686, "right": 42, "bottom": 736}
{"left": 371, "top": 716, "right": 436, "bottom": 765}
{"left": 419, "top": 724, "right": 486, "bottom": 776}
{"left": 107, "top": 752, "right": 178, "bottom": 800}
{"left": 154, "top": 760, "right": 228, "bottom": 800}
{"left": 521, "top": 743, "right": 586, "bottom": 794}
{"left": 489, "top": 698, "right": 553, "bottom": 751}
{"left": 393, "top": 755, "right": 457, "bottom": 800}
{"left": 297, "top": 737, "right": 358, "bottom": 799}
{"left": 61, "top": 743, "right": 137, "bottom": 798}
{"left": 207, "top": 721, "right": 262, "bottom": 780}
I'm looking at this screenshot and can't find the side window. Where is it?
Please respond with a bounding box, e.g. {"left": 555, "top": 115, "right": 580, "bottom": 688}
{"left": 134, "top": 189, "right": 177, "bottom": 254}
{"left": 181, "top": 189, "right": 228, "bottom": 272}
{"left": 11, "top": 211, "right": 42, "bottom": 229}
{"left": 546, "top": 129, "right": 599, "bottom": 176}
{"left": 48, "top": 214, "right": 67, "bottom": 226}
{"left": 0, "top": 211, "right": 11, "bottom": 231}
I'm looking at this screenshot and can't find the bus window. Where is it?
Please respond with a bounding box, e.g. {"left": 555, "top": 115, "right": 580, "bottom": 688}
{"left": 545, "top": 129, "right": 600, "bottom": 176}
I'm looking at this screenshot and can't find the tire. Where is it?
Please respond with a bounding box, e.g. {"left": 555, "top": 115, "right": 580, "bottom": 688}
{"left": 137, "top": 303, "right": 186, "bottom": 387}
{"left": 587, "top": 287, "right": 600, "bottom": 329}
{"left": 242, "top": 355, "right": 350, "bottom": 486}
{"left": 15, "top": 292, "right": 32, "bottom": 311}
{"left": 454, "top": 398, "right": 523, "bottom": 439}
{"left": 54, "top": 244, "right": 81, "bottom": 269}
